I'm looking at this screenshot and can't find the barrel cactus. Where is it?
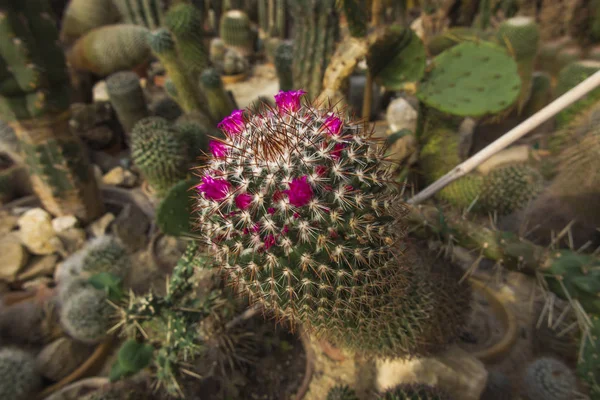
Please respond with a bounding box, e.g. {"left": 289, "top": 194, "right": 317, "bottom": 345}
{"left": 522, "top": 357, "right": 577, "bottom": 400}
{"left": 194, "top": 90, "right": 471, "bottom": 358}
{"left": 219, "top": 10, "right": 254, "bottom": 56}
{"left": 60, "top": 287, "right": 114, "bottom": 344}
{"left": 0, "top": 348, "right": 43, "bottom": 400}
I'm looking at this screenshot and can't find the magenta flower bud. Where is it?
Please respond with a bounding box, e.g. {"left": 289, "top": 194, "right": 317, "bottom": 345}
{"left": 274, "top": 90, "right": 306, "bottom": 113}
{"left": 217, "top": 109, "right": 245, "bottom": 135}
{"left": 264, "top": 234, "right": 276, "bottom": 250}
{"left": 209, "top": 140, "right": 229, "bottom": 158}
{"left": 196, "top": 176, "right": 231, "bottom": 201}
{"left": 331, "top": 143, "right": 345, "bottom": 160}
{"left": 284, "top": 176, "right": 313, "bottom": 207}
{"left": 323, "top": 114, "right": 343, "bottom": 135}
{"left": 235, "top": 193, "right": 253, "bottom": 210}
{"left": 315, "top": 165, "right": 328, "bottom": 176}
{"left": 268, "top": 207, "right": 276, "bottom": 215}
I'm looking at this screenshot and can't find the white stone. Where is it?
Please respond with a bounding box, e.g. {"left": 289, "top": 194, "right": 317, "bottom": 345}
{"left": 93, "top": 80, "right": 109, "bottom": 102}
{"left": 102, "top": 166, "right": 137, "bottom": 187}
{"left": 386, "top": 98, "right": 418, "bottom": 133}
{"left": 18, "top": 208, "right": 60, "bottom": 255}
{"left": 89, "top": 213, "right": 115, "bottom": 238}
{"left": 0, "top": 233, "right": 29, "bottom": 281}
{"left": 52, "top": 215, "right": 79, "bottom": 233}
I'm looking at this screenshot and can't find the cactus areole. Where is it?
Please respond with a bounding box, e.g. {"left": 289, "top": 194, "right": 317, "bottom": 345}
{"left": 195, "top": 90, "right": 460, "bottom": 357}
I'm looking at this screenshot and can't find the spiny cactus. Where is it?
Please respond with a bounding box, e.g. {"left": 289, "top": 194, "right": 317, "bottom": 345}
{"left": 131, "top": 117, "right": 189, "bottom": 196}
{"left": 164, "top": 2, "right": 209, "bottom": 78}
{"left": 60, "top": 287, "right": 114, "bottom": 344}
{"left": 60, "top": 0, "right": 120, "bottom": 44}
{"left": 377, "top": 383, "right": 453, "bottom": 399}
{"left": 106, "top": 71, "right": 149, "bottom": 136}
{"left": 327, "top": 385, "right": 359, "bottom": 400}
{"left": 194, "top": 91, "right": 471, "bottom": 358}
{"left": 0, "top": 348, "right": 43, "bottom": 400}
{"left": 289, "top": 0, "right": 341, "bottom": 98}
{"left": 554, "top": 60, "right": 600, "bottom": 129}
{"left": 220, "top": 10, "right": 254, "bottom": 57}
{"left": 200, "top": 68, "right": 236, "bottom": 122}
{"left": 147, "top": 28, "right": 204, "bottom": 114}
{"left": 496, "top": 17, "right": 540, "bottom": 113}
{"left": 417, "top": 41, "right": 522, "bottom": 117}
{"left": 57, "top": 235, "right": 130, "bottom": 283}
{"left": 67, "top": 24, "right": 151, "bottom": 76}
{"left": 522, "top": 357, "right": 577, "bottom": 400}
{"left": 174, "top": 120, "right": 212, "bottom": 163}
{"left": 274, "top": 41, "right": 294, "bottom": 91}
{"left": 150, "top": 96, "right": 182, "bottom": 121}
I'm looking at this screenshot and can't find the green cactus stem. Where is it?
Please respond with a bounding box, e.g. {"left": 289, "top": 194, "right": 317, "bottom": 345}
{"left": 147, "top": 28, "right": 204, "bottom": 114}
{"left": 426, "top": 27, "right": 491, "bottom": 57}
{"left": 156, "top": 178, "right": 197, "bottom": 237}
{"left": 220, "top": 10, "right": 254, "bottom": 57}
{"left": 112, "top": 0, "right": 163, "bottom": 29}
{"left": 340, "top": 0, "right": 368, "bottom": 38}
{"left": 577, "top": 314, "right": 600, "bottom": 399}
{"left": 522, "top": 72, "right": 552, "bottom": 117}
{"left": 274, "top": 41, "right": 293, "bottom": 91}
{"left": 200, "top": 68, "right": 236, "bottom": 122}
{"left": 209, "top": 37, "right": 227, "bottom": 68}
{"left": 106, "top": 71, "right": 149, "bottom": 137}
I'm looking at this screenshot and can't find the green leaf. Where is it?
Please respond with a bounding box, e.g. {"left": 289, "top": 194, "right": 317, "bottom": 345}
{"left": 117, "top": 339, "right": 155, "bottom": 373}
{"left": 88, "top": 272, "right": 124, "bottom": 302}
{"left": 367, "top": 25, "right": 427, "bottom": 90}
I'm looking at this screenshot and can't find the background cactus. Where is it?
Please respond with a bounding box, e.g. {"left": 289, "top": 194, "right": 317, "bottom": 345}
{"left": 327, "top": 385, "right": 359, "bottom": 400}
{"left": 554, "top": 60, "right": 600, "bottom": 129}
{"left": 210, "top": 37, "right": 228, "bottom": 68}
{"left": 223, "top": 48, "right": 249, "bottom": 75}
{"left": 274, "top": 41, "right": 293, "bottom": 91}
{"left": 200, "top": 68, "right": 236, "bottom": 122}
{"left": 111, "top": 0, "right": 164, "bottom": 30}
{"left": 522, "top": 357, "right": 577, "bottom": 400}
{"left": 156, "top": 178, "right": 197, "bottom": 237}
{"left": 377, "top": 383, "right": 453, "bottom": 399}
{"left": 220, "top": 9, "right": 254, "bottom": 57}
{"left": 106, "top": 71, "right": 149, "bottom": 137}
{"left": 174, "top": 119, "right": 213, "bottom": 164}
{"left": 522, "top": 72, "right": 552, "bottom": 117}
{"left": 195, "top": 91, "right": 471, "bottom": 358}
{"left": 0, "top": 0, "right": 103, "bottom": 222}
{"left": 131, "top": 117, "right": 189, "bottom": 196}
{"left": 60, "top": 0, "right": 119, "bottom": 44}
{"left": 60, "top": 287, "right": 114, "bottom": 344}
{"left": 417, "top": 41, "right": 522, "bottom": 117}
{"left": 67, "top": 24, "right": 152, "bottom": 77}
{"left": 0, "top": 348, "right": 43, "bottom": 400}
{"left": 340, "top": 0, "right": 368, "bottom": 38}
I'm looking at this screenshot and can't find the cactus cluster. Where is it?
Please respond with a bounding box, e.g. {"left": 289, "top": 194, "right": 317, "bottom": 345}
{"left": 194, "top": 91, "right": 471, "bottom": 358}
{"left": 554, "top": 60, "right": 600, "bottom": 129}
{"left": 522, "top": 357, "right": 577, "bottom": 400}
{"left": 60, "top": 286, "right": 114, "bottom": 344}
{"left": 220, "top": 10, "right": 254, "bottom": 57}
{"left": 378, "top": 383, "right": 452, "bottom": 399}
{"left": 106, "top": 71, "right": 149, "bottom": 136}
{"left": 0, "top": 348, "right": 43, "bottom": 400}
{"left": 131, "top": 117, "right": 190, "bottom": 196}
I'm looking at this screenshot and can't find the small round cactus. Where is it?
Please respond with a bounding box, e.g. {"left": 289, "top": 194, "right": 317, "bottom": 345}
{"left": 60, "top": 287, "right": 113, "bottom": 344}
{"left": 0, "top": 347, "right": 43, "bottom": 400}
{"left": 479, "top": 164, "right": 544, "bottom": 215}
{"left": 522, "top": 357, "right": 577, "bottom": 400}
{"left": 378, "top": 383, "right": 452, "bottom": 399}
{"left": 327, "top": 385, "right": 359, "bottom": 400}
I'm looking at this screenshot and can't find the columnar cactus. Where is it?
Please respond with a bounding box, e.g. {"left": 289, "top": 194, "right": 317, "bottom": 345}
{"left": 274, "top": 41, "right": 294, "bottom": 91}
{"left": 106, "top": 71, "right": 149, "bottom": 136}
{"left": 522, "top": 357, "right": 577, "bottom": 400}
{"left": 194, "top": 90, "right": 471, "bottom": 358}
{"left": 0, "top": 348, "right": 43, "bottom": 400}
{"left": 131, "top": 117, "right": 189, "bottom": 196}
{"left": 200, "top": 68, "right": 236, "bottom": 122}
{"left": 112, "top": 0, "right": 164, "bottom": 29}
{"left": 60, "top": 287, "right": 114, "bottom": 344}
{"left": 220, "top": 10, "right": 254, "bottom": 57}
{"left": 0, "top": 0, "right": 103, "bottom": 222}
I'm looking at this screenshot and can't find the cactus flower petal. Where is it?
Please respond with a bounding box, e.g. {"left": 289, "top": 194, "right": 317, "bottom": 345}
{"left": 235, "top": 193, "right": 253, "bottom": 209}
{"left": 285, "top": 176, "right": 313, "bottom": 207}
{"left": 209, "top": 140, "right": 229, "bottom": 158}
{"left": 197, "top": 176, "right": 231, "bottom": 201}
{"left": 217, "top": 109, "right": 245, "bottom": 135}
{"left": 274, "top": 90, "right": 306, "bottom": 113}
{"left": 323, "top": 114, "right": 343, "bottom": 135}
{"left": 264, "top": 234, "right": 276, "bottom": 249}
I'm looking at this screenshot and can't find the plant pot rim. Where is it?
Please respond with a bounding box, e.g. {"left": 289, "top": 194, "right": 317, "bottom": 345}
{"left": 467, "top": 278, "right": 519, "bottom": 363}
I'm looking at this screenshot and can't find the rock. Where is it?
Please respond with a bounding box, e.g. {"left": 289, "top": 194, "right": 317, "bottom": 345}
{"left": 112, "top": 203, "right": 149, "bottom": 252}
{"left": 0, "top": 210, "right": 18, "bottom": 234}
{"left": 93, "top": 80, "right": 109, "bottom": 102}
{"left": 35, "top": 337, "right": 94, "bottom": 382}
{"left": 52, "top": 216, "right": 79, "bottom": 233}
{"left": 102, "top": 166, "right": 137, "bottom": 188}
{"left": 89, "top": 213, "right": 115, "bottom": 237}
{"left": 93, "top": 164, "right": 104, "bottom": 183}
{"left": 376, "top": 345, "right": 488, "bottom": 400}
{"left": 18, "top": 208, "right": 61, "bottom": 255}
{"left": 16, "top": 255, "right": 58, "bottom": 281}
{"left": 0, "top": 300, "right": 47, "bottom": 344}
{"left": 0, "top": 233, "right": 29, "bottom": 281}
{"left": 57, "top": 228, "right": 87, "bottom": 254}
{"left": 386, "top": 98, "right": 418, "bottom": 133}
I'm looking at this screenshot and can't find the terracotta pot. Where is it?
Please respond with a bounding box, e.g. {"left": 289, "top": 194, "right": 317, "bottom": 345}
{"left": 221, "top": 72, "right": 248, "bottom": 84}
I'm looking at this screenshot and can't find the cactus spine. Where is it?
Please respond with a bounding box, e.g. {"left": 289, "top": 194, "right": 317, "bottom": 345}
{"left": 274, "top": 41, "right": 293, "bottom": 91}
{"left": 0, "top": 0, "right": 103, "bottom": 222}
{"left": 106, "top": 71, "right": 149, "bottom": 137}
{"left": 200, "top": 68, "right": 236, "bottom": 122}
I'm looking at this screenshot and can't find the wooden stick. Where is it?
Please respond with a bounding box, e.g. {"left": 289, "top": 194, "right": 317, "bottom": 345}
{"left": 407, "top": 69, "right": 600, "bottom": 205}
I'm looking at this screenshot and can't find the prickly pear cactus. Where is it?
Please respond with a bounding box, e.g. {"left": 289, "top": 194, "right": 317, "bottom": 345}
{"left": 194, "top": 90, "right": 471, "bottom": 358}
{"left": 417, "top": 41, "right": 522, "bottom": 117}
{"left": 60, "top": 287, "right": 114, "bottom": 344}
{"left": 67, "top": 24, "right": 152, "bottom": 77}
{"left": 274, "top": 41, "right": 294, "bottom": 91}
{"left": 327, "top": 385, "right": 359, "bottom": 400}
{"left": 367, "top": 26, "right": 427, "bottom": 91}
{"left": 106, "top": 71, "right": 149, "bottom": 136}
{"left": 156, "top": 178, "right": 197, "bottom": 237}
{"left": 131, "top": 117, "right": 189, "bottom": 196}
{"left": 200, "top": 68, "right": 236, "bottom": 122}
{"left": 426, "top": 27, "right": 491, "bottom": 56}
{"left": 220, "top": 10, "right": 254, "bottom": 57}
{"left": 522, "top": 357, "right": 577, "bottom": 400}
{"left": 0, "top": 348, "right": 43, "bottom": 400}
{"left": 377, "top": 383, "right": 453, "bottom": 399}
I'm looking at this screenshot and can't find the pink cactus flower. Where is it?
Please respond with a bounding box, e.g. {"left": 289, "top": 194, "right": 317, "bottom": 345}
{"left": 235, "top": 193, "right": 253, "bottom": 210}
{"left": 251, "top": 223, "right": 261, "bottom": 233}
{"left": 209, "top": 140, "right": 229, "bottom": 158}
{"left": 196, "top": 176, "right": 231, "bottom": 201}
{"left": 331, "top": 143, "right": 345, "bottom": 160}
{"left": 285, "top": 176, "right": 313, "bottom": 207}
{"left": 315, "top": 165, "right": 328, "bottom": 176}
{"left": 323, "top": 114, "right": 343, "bottom": 135}
{"left": 274, "top": 90, "right": 306, "bottom": 113}
{"left": 264, "top": 234, "right": 276, "bottom": 250}
{"left": 282, "top": 225, "right": 289, "bottom": 234}
{"left": 268, "top": 207, "right": 276, "bottom": 215}
{"left": 217, "top": 110, "right": 245, "bottom": 135}
{"left": 273, "top": 190, "right": 285, "bottom": 202}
